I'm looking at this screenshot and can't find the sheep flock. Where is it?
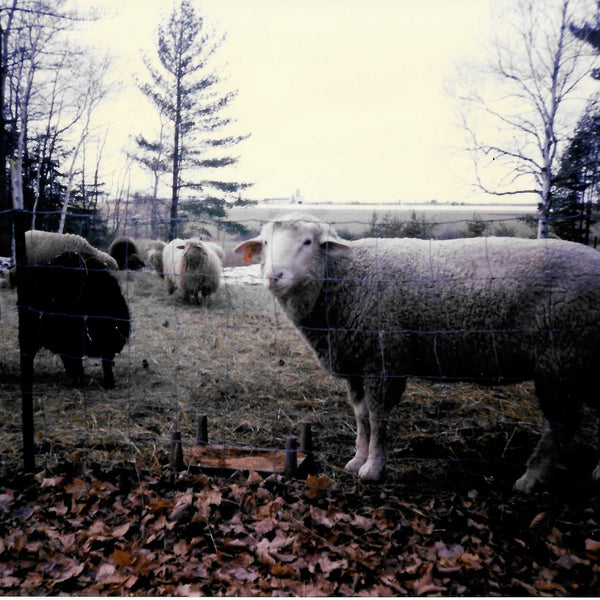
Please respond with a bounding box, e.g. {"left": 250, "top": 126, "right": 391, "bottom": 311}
{"left": 3, "top": 214, "right": 600, "bottom": 494}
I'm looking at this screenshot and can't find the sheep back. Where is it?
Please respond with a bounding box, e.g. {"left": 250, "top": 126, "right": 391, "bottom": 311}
{"left": 19, "top": 251, "right": 131, "bottom": 388}
{"left": 109, "top": 237, "right": 145, "bottom": 270}
{"left": 292, "top": 236, "right": 600, "bottom": 386}
{"left": 24, "top": 230, "right": 118, "bottom": 270}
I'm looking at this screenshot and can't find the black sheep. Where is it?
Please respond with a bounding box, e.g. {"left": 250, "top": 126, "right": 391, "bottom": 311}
{"left": 18, "top": 251, "right": 131, "bottom": 388}
{"left": 109, "top": 237, "right": 145, "bottom": 271}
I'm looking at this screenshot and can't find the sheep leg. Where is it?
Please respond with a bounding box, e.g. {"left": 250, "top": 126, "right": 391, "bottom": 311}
{"left": 60, "top": 355, "right": 84, "bottom": 387}
{"left": 514, "top": 419, "right": 576, "bottom": 493}
{"left": 345, "top": 377, "right": 370, "bottom": 474}
{"left": 514, "top": 380, "right": 580, "bottom": 493}
{"left": 592, "top": 415, "right": 600, "bottom": 482}
{"left": 357, "top": 376, "right": 406, "bottom": 482}
{"left": 101, "top": 356, "right": 116, "bottom": 389}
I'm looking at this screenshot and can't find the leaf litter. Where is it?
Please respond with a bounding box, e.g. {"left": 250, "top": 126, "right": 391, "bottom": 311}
{"left": 0, "top": 463, "right": 600, "bottom": 596}
{"left": 1, "top": 268, "right": 600, "bottom": 594}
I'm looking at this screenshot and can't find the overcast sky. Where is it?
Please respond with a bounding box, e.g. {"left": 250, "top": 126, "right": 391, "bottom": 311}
{"left": 81, "top": 0, "right": 513, "bottom": 206}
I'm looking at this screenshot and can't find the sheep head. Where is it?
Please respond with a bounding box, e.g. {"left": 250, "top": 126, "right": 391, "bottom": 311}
{"left": 177, "top": 240, "right": 208, "bottom": 267}
{"left": 234, "top": 214, "right": 349, "bottom": 296}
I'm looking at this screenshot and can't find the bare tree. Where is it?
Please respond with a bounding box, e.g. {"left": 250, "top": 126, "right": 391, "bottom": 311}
{"left": 129, "top": 112, "right": 169, "bottom": 238}
{"left": 455, "top": 0, "right": 598, "bottom": 238}
{"left": 58, "top": 52, "right": 113, "bottom": 233}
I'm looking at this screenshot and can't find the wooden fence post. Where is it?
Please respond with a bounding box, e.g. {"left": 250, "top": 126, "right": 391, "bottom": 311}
{"left": 196, "top": 414, "right": 208, "bottom": 445}
{"left": 170, "top": 430, "right": 185, "bottom": 472}
{"left": 284, "top": 436, "right": 297, "bottom": 477}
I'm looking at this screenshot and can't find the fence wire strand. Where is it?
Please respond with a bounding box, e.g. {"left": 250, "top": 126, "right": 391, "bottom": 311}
{"left": 0, "top": 207, "right": 595, "bottom": 490}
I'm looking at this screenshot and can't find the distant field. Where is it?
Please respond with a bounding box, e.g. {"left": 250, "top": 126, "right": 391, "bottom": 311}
{"left": 226, "top": 203, "right": 538, "bottom": 239}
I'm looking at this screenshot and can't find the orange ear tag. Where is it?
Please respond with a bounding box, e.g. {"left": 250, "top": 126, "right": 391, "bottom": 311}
{"left": 243, "top": 246, "right": 255, "bottom": 263}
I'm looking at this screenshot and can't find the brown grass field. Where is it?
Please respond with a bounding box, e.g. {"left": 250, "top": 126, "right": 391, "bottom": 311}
{"left": 0, "top": 260, "right": 560, "bottom": 486}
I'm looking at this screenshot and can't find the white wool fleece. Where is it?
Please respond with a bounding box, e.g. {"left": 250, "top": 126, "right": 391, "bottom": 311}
{"left": 235, "top": 214, "right": 600, "bottom": 488}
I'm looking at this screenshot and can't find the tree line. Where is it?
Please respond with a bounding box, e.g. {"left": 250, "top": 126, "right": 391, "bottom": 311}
{"left": 455, "top": 0, "right": 600, "bottom": 244}
{"left": 0, "top": 0, "right": 249, "bottom": 256}
{"left": 3, "top": 0, "right": 600, "bottom": 256}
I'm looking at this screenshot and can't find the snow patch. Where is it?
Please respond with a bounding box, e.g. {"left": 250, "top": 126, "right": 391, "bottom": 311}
{"left": 223, "top": 263, "right": 262, "bottom": 286}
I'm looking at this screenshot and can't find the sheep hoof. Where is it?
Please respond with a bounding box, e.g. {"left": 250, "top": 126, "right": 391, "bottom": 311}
{"left": 592, "top": 464, "right": 600, "bottom": 481}
{"left": 358, "top": 459, "right": 386, "bottom": 482}
{"left": 345, "top": 456, "right": 367, "bottom": 473}
{"left": 513, "top": 470, "right": 539, "bottom": 494}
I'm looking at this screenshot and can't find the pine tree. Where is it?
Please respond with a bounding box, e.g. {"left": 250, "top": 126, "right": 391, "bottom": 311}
{"left": 551, "top": 100, "right": 600, "bottom": 242}
{"left": 571, "top": 2, "right": 600, "bottom": 79}
{"left": 136, "top": 0, "right": 249, "bottom": 240}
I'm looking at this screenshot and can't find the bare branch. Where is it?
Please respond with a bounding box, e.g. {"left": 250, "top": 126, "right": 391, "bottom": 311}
{"left": 454, "top": 0, "right": 598, "bottom": 237}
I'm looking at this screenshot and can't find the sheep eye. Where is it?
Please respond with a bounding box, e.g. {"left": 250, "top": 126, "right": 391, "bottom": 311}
{"left": 303, "top": 239, "right": 312, "bottom": 246}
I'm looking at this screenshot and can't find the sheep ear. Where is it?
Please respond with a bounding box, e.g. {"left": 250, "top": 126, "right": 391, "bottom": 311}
{"left": 234, "top": 239, "right": 263, "bottom": 263}
{"left": 320, "top": 234, "right": 349, "bottom": 256}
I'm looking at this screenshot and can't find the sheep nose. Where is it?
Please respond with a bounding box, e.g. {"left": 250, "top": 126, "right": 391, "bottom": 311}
{"left": 267, "top": 271, "right": 284, "bottom": 289}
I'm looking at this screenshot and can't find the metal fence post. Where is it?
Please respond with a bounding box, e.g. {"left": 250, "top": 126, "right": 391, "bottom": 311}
{"left": 13, "top": 209, "right": 35, "bottom": 473}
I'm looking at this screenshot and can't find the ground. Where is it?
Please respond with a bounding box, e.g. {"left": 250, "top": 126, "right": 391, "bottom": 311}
{"left": 0, "top": 269, "right": 599, "bottom": 595}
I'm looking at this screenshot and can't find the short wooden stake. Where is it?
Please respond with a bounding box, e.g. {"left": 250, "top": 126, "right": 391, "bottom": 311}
{"left": 170, "top": 430, "right": 185, "bottom": 472}
{"left": 301, "top": 422, "right": 313, "bottom": 455}
{"left": 196, "top": 414, "right": 208, "bottom": 445}
{"left": 284, "top": 436, "right": 297, "bottom": 477}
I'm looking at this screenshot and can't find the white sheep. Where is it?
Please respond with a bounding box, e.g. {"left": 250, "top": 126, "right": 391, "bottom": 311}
{"left": 235, "top": 213, "right": 600, "bottom": 492}
{"left": 146, "top": 240, "right": 166, "bottom": 276}
{"left": 24, "top": 230, "right": 118, "bottom": 270}
{"left": 162, "top": 238, "right": 223, "bottom": 303}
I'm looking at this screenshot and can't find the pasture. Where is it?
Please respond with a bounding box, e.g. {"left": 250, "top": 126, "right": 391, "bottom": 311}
{"left": 226, "top": 202, "right": 539, "bottom": 239}
{"left": 1, "top": 219, "right": 600, "bottom": 594}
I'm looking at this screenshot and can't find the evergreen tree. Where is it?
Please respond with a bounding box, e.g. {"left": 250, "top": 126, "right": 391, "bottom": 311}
{"left": 551, "top": 100, "right": 600, "bottom": 242}
{"left": 136, "top": 0, "right": 250, "bottom": 240}
{"left": 571, "top": 2, "right": 600, "bottom": 79}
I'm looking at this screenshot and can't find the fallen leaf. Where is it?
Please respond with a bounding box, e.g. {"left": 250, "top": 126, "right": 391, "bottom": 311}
{"left": 304, "top": 475, "right": 333, "bottom": 499}
{"left": 113, "top": 548, "right": 133, "bottom": 568}
{"left": 585, "top": 538, "right": 600, "bottom": 554}
{"left": 270, "top": 563, "right": 296, "bottom": 577}
{"left": 351, "top": 514, "right": 375, "bottom": 531}
{"left": 529, "top": 511, "right": 549, "bottom": 528}
{"left": 95, "top": 563, "right": 116, "bottom": 583}
{"left": 256, "top": 538, "right": 276, "bottom": 567}
{"left": 66, "top": 478, "right": 89, "bottom": 501}
{"left": 317, "top": 554, "right": 348, "bottom": 577}
{"left": 112, "top": 522, "right": 130, "bottom": 537}
{"left": 0, "top": 492, "right": 13, "bottom": 510}
{"left": 53, "top": 561, "right": 84, "bottom": 584}
{"left": 173, "top": 539, "right": 188, "bottom": 556}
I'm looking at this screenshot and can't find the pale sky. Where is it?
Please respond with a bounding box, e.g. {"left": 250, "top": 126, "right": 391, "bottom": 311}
{"left": 79, "top": 0, "right": 515, "bottom": 206}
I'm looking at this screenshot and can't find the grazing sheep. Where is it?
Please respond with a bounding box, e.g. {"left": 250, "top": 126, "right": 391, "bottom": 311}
{"left": 146, "top": 240, "right": 166, "bottom": 277}
{"left": 235, "top": 213, "right": 600, "bottom": 492}
{"left": 18, "top": 251, "right": 131, "bottom": 388}
{"left": 24, "top": 230, "right": 118, "bottom": 270}
{"left": 109, "top": 236, "right": 145, "bottom": 271}
{"left": 162, "top": 238, "right": 223, "bottom": 303}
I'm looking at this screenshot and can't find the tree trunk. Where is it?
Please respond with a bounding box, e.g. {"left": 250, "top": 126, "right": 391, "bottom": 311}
{"left": 537, "top": 205, "right": 550, "bottom": 239}
{"left": 169, "top": 79, "right": 182, "bottom": 241}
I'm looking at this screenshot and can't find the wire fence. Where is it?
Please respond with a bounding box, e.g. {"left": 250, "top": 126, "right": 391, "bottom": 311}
{"left": 1, "top": 205, "right": 598, "bottom": 492}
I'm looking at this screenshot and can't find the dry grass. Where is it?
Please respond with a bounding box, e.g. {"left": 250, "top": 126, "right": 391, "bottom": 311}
{"left": 0, "top": 266, "right": 566, "bottom": 490}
